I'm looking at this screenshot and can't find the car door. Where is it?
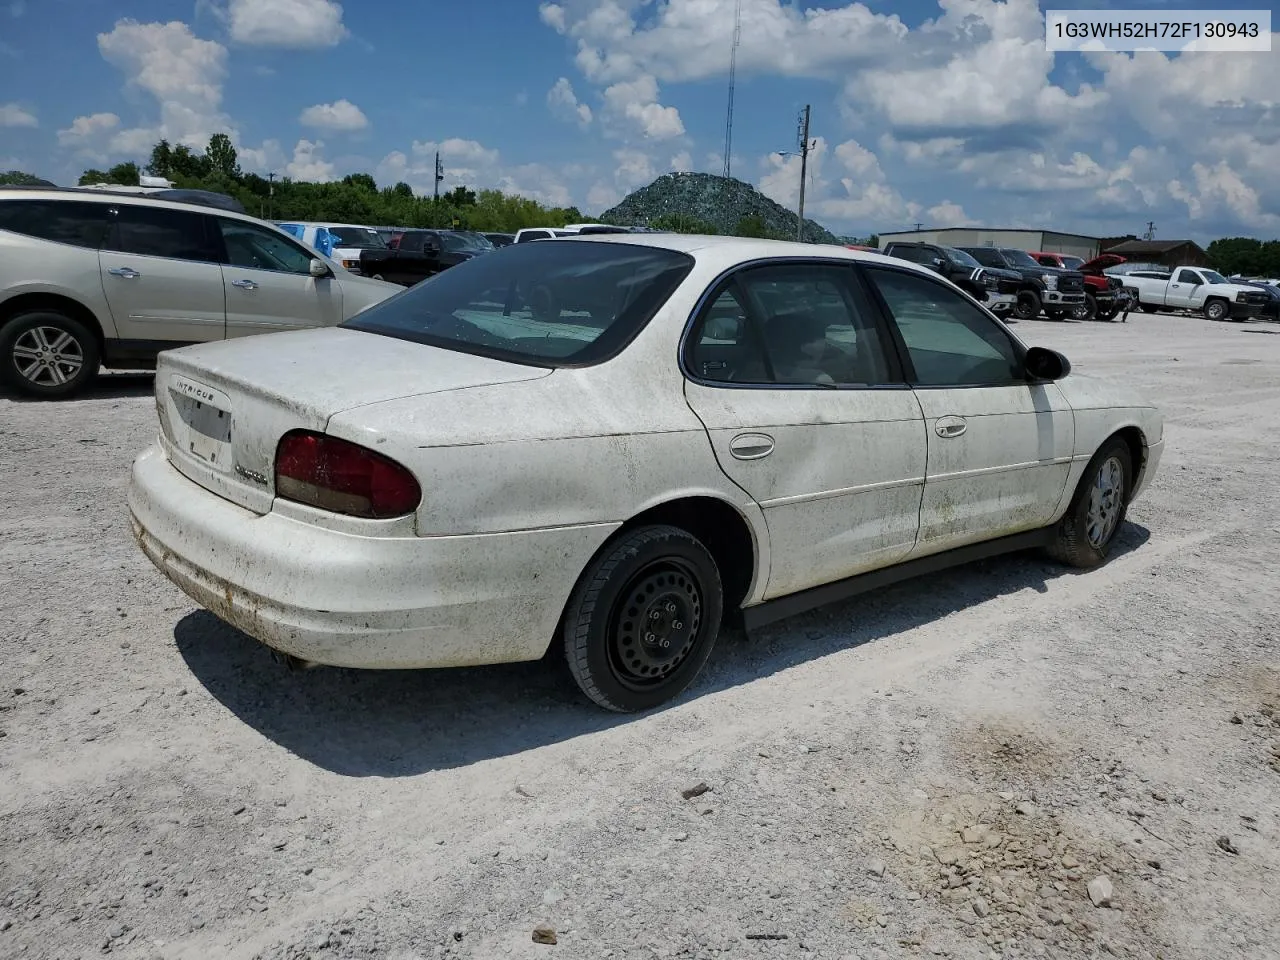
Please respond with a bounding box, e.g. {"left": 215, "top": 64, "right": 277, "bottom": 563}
{"left": 682, "top": 260, "right": 927, "bottom": 600}
{"left": 861, "top": 264, "right": 1074, "bottom": 555}
{"left": 1168, "top": 268, "right": 1203, "bottom": 309}
{"left": 214, "top": 217, "right": 344, "bottom": 338}
{"left": 98, "top": 203, "right": 227, "bottom": 344}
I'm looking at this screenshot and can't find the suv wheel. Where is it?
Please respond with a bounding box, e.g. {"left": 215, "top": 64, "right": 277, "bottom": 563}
{"left": 1204, "top": 299, "right": 1229, "bottom": 322}
{"left": 0, "top": 310, "right": 100, "bottom": 399}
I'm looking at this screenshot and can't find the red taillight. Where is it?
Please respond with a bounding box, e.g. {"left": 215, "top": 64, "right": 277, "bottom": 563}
{"left": 274, "top": 430, "right": 421, "bottom": 519}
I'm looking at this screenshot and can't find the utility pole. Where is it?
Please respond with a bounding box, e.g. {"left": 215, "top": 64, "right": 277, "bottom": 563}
{"left": 1144, "top": 220, "right": 1155, "bottom": 240}
{"left": 267, "top": 172, "right": 275, "bottom": 220}
{"left": 434, "top": 150, "right": 444, "bottom": 202}
{"left": 796, "top": 104, "right": 812, "bottom": 242}
{"left": 722, "top": 0, "right": 742, "bottom": 180}
{"left": 913, "top": 222, "right": 923, "bottom": 232}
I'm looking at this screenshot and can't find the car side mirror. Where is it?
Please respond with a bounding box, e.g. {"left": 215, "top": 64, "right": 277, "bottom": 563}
{"left": 1024, "top": 346, "right": 1070, "bottom": 381}
{"left": 309, "top": 258, "right": 331, "bottom": 278}
{"left": 931, "top": 257, "right": 945, "bottom": 270}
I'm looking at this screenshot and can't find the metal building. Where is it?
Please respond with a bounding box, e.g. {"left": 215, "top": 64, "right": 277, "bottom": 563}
{"left": 875, "top": 227, "right": 1102, "bottom": 261}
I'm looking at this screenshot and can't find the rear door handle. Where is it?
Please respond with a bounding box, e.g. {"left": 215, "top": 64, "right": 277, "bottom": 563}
{"left": 231, "top": 279, "right": 258, "bottom": 290}
{"left": 935, "top": 416, "right": 967, "bottom": 439}
{"left": 107, "top": 267, "right": 140, "bottom": 279}
{"left": 729, "top": 433, "right": 774, "bottom": 460}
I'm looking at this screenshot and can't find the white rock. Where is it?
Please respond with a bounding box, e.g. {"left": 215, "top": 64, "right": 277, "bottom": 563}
{"left": 867, "top": 859, "right": 886, "bottom": 877}
{"left": 1087, "top": 876, "right": 1114, "bottom": 907}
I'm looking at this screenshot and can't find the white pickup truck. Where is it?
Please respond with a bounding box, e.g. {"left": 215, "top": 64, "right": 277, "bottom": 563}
{"left": 1121, "top": 265, "right": 1269, "bottom": 322}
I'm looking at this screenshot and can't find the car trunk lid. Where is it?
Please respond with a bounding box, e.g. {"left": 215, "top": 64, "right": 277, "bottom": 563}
{"left": 154, "top": 326, "right": 550, "bottom": 514}
{"left": 1079, "top": 253, "right": 1127, "bottom": 274}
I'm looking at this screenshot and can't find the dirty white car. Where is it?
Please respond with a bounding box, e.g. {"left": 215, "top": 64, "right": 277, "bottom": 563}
{"left": 127, "top": 235, "right": 1164, "bottom": 712}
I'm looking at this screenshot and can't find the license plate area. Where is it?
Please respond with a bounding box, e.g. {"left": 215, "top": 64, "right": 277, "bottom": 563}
{"left": 170, "top": 376, "right": 233, "bottom": 468}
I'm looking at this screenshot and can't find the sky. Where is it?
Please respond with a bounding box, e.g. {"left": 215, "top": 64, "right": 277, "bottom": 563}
{"left": 0, "top": 0, "right": 1276, "bottom": 243}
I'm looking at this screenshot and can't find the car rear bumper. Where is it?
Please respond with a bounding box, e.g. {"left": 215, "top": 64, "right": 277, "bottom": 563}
{"left": 127, "top": 443, "right": 614, "bottom": 669}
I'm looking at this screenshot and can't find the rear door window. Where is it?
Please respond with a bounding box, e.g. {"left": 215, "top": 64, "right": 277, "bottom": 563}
{"left": 0, "top": 199, "right": 111, "bottom": 248}
{"left": 105, "top": 205, "right": 222, "bottom": 263}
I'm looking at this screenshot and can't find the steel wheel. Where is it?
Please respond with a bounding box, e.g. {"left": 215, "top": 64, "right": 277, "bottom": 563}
{"left": 607, "top": 559, "right": 704, "bottom": 691}
{"left": 1205, "top": 300, "right": 1228, "bottom": 322}
{"left": 1085, "top": 455, "right": 1125, "bottom": 548}
{"left": 563, "top": 524, "right": 724, "bottom": 712}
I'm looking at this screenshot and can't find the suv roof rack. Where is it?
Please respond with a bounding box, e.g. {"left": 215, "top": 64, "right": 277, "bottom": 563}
{"left": 0, "top": 183, "right": 246, "bottom": 214}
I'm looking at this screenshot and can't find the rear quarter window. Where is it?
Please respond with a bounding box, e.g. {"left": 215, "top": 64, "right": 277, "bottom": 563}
{"left": 0, "top": 199, "right": 111, "bottom": 248}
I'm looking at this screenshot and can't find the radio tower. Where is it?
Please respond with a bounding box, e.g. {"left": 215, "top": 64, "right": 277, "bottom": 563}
{"left": 721, "top": 0, "right": 742, "bottom": 180}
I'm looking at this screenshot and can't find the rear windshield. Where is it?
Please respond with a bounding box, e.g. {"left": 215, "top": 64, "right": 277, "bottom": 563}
{"left": 342, "top": 240, "right": 694, "bottom": 367}
{"left": 328, "top": 227, "right": 386, "bottom": 248}
{"left": 1001, "top": 249, "right": 1041, "bottom": 268}
{"left": 942, "top": 246, "right": 980, "bottom": 268}
{"left": 440, "top": 231, "right": 494, "bottom": 253}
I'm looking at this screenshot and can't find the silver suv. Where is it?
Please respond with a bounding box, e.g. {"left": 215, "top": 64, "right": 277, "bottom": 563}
{"left": 0, "top": 188, "right": 401, "bottom": 398}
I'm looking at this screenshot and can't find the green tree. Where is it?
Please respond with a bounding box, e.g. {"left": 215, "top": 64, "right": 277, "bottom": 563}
{"left": 0, "top": 170, "right": 48, "bottom": 185}
{"left": 1206, "top": 236, "right": 1280, "bottom": 277}
{"left": 343, "top": 172, "right": 377, "bottom": 193}
{"left": 443, "top": 185, "right": 477, "bottom": 206}
{"left": 77, "top": 169, "right": 110, "bottom": 185}
{"left": 206, "top": 133, "right": 240, "bottom": 179}
{"left": 107, "top": 161, "right": 141, "bottom": 185}
{"left": 733, "top": 215, "right": 773, "bottom": 239}
{"left": 170, "top": 144, "right": 210, "bottom": 181}
{"left": 650, "top": 213, "right": 718, "bottom": 235}
{"left": 146, "top": 139, "right": 174, "bottom": 178}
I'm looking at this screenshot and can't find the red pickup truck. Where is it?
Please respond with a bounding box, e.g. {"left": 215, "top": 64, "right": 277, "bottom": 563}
{"left": 1029, "top": 252, "right": 1134, "bottom": 322}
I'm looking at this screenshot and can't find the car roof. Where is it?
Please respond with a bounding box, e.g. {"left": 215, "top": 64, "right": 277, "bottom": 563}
{"left": 0, "top": 185, "right": 264, "bottom": 228}
{"left": 563, "top": 232, "right": 925, "bottom": 272}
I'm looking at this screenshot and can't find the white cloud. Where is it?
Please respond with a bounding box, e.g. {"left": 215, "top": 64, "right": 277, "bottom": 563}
{"left": 587, "top": 181, "right": 623, "bottom": 210}
{"left": 547, "top": 77, "right": 593, "bottom": 127}
{"left": 601, "top": 74, "right": 683, "bottom": 139}
{"left": 299, "top": 99, "right": 369, "bottom": 132}
{"left": 0, "top": 102, "right": 36, "bottom": 127}
{"left": 95, "top": 19, "right": 232, "bottom": 152}
{"left": 285, "top": 139, "right": 335, "bottom": 181}
{"left": 758, "top": 136, "right": 828, "bottom": 210}
{"left": 225, "top": 0, "right": 348, "bottom": 48}
{"left": 613, "top": 147, "right": 656, "bottom": 189}
{"left": 670, "top": 151, "right": 692, "bottom": 173}
{"left": 926, "top": 200, "right": 976, "bottom": 227}
{"left": 238, "top": 138, "right": 288, "bottom": 174}
{"left": 545, "top": 0, "right": 908, "bottom": 85}
{"left": 57, "top": 112, "right": 121, "bottom": 147}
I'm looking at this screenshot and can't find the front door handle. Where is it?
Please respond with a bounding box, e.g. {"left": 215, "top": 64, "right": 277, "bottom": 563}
{"left": 107, "top": 267, "right": 140, "bottom": 279}
{"left": 729, "top": 433, "right": 774, "bottom": 460}
{"left": 935, "top": 416, "right": 967, "bottom": 439}
{"left": 231, "top": 279, "right": 258, "bottom": 290}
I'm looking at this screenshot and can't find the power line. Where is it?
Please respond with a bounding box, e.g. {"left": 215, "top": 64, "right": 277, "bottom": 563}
{"left": 722, "top": 0, "right": 742, "bottom": 180}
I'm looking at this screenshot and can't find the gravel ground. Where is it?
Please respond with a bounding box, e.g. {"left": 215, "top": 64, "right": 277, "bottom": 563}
{"left": 2, "top": 311, "right": 1279, "bottom": 960}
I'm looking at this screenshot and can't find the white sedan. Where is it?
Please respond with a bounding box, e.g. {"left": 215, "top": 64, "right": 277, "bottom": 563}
{"left": 127, "top": 235, "right": 1164, "bottom": 712}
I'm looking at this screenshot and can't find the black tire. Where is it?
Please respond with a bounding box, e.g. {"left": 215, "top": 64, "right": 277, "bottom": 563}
{"left": 1044, "top": 310, "right": 1065, "bottom": 322}
{"left": 1204, "top": 299, "right": 1229, "bottom": 322}
{"left": 1046, "top": 438, "right": 1133, "bottom": 569}
{"left": 563, "top": 524, "right": 724, "bottom": 712}
{"left": 0, "top": 310, "right": 100, "bottom": 399}
{"left": 1139, "top": 304, "right": 1157, "bottom": 314}
{"left": 1072, "top": 293, "right": 1097, "bottom": 321}
{"left": 1097, "top": 306, "right": 1119, "bottom": 322}
{"left": 1015, "top": 289, "right": 1042, "bottom": 321}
